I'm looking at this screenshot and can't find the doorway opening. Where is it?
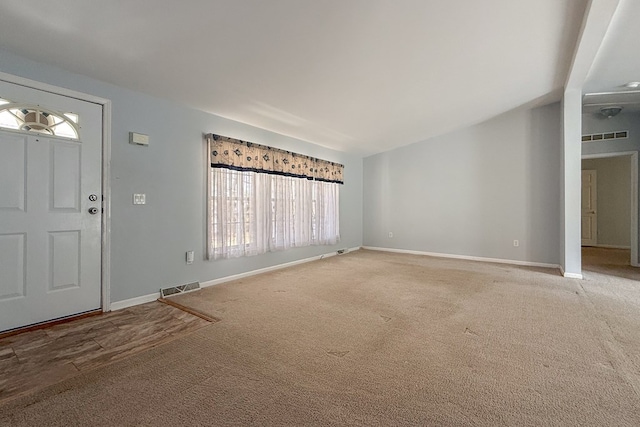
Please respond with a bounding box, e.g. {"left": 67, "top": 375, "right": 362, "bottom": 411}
{"left": 581, "top": 151, "right": 638, "bottom": 275}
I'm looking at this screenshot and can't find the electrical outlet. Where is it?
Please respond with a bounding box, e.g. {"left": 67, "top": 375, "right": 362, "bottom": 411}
{"left": 388, "top": 232, "right": 393, "bottom": 238}
{"left": 186, "top": 250, "right": 194, "bottom": 264}
{"left": 513, "top": 240, "right": 519, "bottom": 247}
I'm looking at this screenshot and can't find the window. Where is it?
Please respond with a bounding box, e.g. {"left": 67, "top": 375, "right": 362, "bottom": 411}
{"left": 210, "top": 168, "right": 257, "bottom": 257}
{"left": 0, "top": 98, "right": 79, "bottom": 139}
{"left": 209, "top": 168, "right": 340, "bottom": 259}
{"left": 206, "top": 134, "right": 342, "bottom": 260}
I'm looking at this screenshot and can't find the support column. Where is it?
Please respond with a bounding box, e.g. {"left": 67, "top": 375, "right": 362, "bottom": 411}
{"left": 561, "top": 89, "right": 583, "bottom": 278}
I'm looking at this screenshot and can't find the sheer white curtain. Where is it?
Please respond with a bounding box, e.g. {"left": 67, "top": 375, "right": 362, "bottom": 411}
{"left": 209, "top": 168, "right": 268, "bottom": 259}
{"left": 270, "top": 176, "right": 313, "bottom": 251}
{"left": 208, "top": 168, "right": 339, "bottom": 260}
{"left": 313, "top": 180, "right": 340, "bottom": 245}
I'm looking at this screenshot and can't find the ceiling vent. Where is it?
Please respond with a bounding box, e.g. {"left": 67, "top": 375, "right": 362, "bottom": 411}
{"left": 582, "top": 131, "right": 628, "bottom": 142}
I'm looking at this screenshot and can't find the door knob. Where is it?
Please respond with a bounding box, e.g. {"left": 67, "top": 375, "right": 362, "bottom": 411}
{"left": 88, "top": 207, "right": 99, "bottom": 215}
{"left": 89, "top": 194, "right": 98, "bottom": 201}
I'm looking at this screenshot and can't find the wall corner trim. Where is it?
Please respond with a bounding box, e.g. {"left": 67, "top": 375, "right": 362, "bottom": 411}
{"left": 110, "top": 247, "right": 362, "bottom": 311}
{"left": 558, "top": 265, "right": 583, "bottom": 280}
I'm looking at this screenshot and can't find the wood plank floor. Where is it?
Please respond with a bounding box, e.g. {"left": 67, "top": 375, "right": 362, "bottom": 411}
{"left": 0, "top": 301, "right": 210, "bottom": 403}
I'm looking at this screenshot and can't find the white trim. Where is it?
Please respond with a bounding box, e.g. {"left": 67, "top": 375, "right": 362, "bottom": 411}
{"left": 559, "top": 265, "right": 584, "bottom": 279}
{"left": 205, "top": 135, "right": 212, "bottom": 260}
{"left": 582, "top": 151, "right": 638, "bottom": 267}
{"left": 582, "top": 151, "right": 637, "bottom": 160}
{"left": 0, "top": 71, "right": 110, "bottom": 105}
{"left": 0, "top": 71, "right": 113, "bottom": 312}
{"left": 632, "top": 153, "right": 638, "bottom": 267}
{"left": 111, "top": 247, "right": 361, "bottom": 310}
{"left": 201, "top": 246, "right": 361, "bottom": 288}
{"left": 361, "top": 246, "right": 559, "bottom": 269}
{"left": 110, "top": 293, "right": 159, "bottom": 311}
{"left": 101, "top": 101, "right": 112, "bottom": 311}
{"left": 584, "top": 89, "right": 640, "bottom": 97}
{"left": 591, "top": 244, "right": 631, "bottom": 249}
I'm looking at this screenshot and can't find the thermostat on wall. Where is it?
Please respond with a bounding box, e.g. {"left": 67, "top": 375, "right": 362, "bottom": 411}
{"left": 129, "top": 132, "right": 149, "bottom": 146}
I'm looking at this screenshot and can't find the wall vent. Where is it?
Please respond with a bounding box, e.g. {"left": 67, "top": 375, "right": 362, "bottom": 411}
{"left": 160, "top": 281, "right": 200, "bottom": 298}
{"left": 582, "top": 130, "right": 628, "bottom": 142}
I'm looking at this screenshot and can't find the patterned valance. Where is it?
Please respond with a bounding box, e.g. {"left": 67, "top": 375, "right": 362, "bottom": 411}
{"left": 206, "top": 133, "right": 344, "bottom": 184}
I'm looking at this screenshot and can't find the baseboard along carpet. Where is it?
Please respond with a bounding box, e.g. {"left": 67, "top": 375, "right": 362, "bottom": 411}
{"left": 1, "top": 249, "right": 639, "bottom": 426}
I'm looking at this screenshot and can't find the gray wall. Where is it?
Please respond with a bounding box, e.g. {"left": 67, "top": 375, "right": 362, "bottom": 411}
{"left": 0, "top": 48, "right": 363, "bottom": 303}
{"left": 363, "top": 102, "right": 562, "bottom": 265}
{"left": 582, "top": 156, "right": 631, "bottom": 247}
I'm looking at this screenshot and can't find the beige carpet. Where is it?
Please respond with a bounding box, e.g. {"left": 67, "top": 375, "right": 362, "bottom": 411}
{"left": 1, "top": 249, "right": 640, "bottom": 426}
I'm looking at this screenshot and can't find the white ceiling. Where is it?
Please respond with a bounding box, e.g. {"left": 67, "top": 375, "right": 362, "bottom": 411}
{"left": 584, "top": 0, "right": 640, "bottom": 93}
{"left": 0, "top": 1, "right": 593, "bottom": 155}
{"left": 583, "top": 0, "right": 640, "bottom": 117}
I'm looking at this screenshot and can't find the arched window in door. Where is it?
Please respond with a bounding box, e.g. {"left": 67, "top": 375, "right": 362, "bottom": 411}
{"left": 0, "top": 98, "right": 79, "bottom": 139}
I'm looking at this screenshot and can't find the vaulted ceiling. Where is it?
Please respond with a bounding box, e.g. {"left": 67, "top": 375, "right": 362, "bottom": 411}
{"left": 583, "top": 0, "right": 640, "bottom": 115}
{"left": 0, "top": 0, "right": 628, "bottom": 155}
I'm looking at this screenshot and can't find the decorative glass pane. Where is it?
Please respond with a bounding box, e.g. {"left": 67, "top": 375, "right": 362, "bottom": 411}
{"left": 50, "top": 121, "right": 77, "bottom": 139}
{"left": 0, "top": 98, "right": 79, "bottom": 139}
{"left": 0, "top": 110, "right": 20, "bottom": 130}
{"left": 64, "top": 113, "right": 79, "bottom": 123}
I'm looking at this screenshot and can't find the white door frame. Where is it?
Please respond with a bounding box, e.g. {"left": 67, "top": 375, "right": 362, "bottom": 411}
{"left": 582, "top": 151, "right": 639, "bottom": 267}
{"left": 0, "top": 71, "right": 112, "bottom": 312}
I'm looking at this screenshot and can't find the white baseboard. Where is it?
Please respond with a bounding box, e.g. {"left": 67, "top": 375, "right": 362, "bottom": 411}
{"left": 558, "top": 265, "right": 583, "bottom": 280}
{"left": 362, "top": 246, "right": 582, "bottom": 278}
{"left": 592, "top": 244, "right": 631, "bottom": 250}
{"left": 361, "top": 246, "right": 559, "bottom": 269}
{"left": 201, "top": 246, "right": 361, "bottom": 288}
{"left": 110, "top": 246, "right": 361, "bottom": 311}
{"left": 110, "top": 292, "right": 160, "bottom": 311}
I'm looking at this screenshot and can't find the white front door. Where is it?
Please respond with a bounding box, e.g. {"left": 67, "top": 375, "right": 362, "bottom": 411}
{"left": 581, "top": 169, "right": 597, "bottom": 246}
{"left": 0, "top": 79, "right": 103, "bottom": 332}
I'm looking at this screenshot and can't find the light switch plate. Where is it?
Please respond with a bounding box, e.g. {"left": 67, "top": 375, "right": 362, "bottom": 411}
{"left": 133, "top": 193, "right": 146, "bottom": 205}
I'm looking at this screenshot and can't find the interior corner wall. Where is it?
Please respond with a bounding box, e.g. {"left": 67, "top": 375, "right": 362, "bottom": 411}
{"left": 0, "top": 48, "right": 363, "bottom": 303}
{"left": 363, "top": 102, "right": 562, "bottom": 265}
